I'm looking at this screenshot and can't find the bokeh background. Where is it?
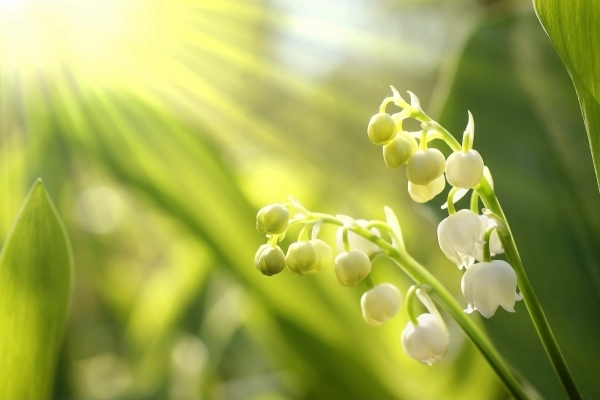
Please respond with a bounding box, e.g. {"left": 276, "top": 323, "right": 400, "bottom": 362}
{"left": 1, "top": 0, "right": 599, "bottom": 399}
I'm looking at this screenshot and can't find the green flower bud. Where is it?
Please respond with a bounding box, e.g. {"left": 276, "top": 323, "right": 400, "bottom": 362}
{"left": 408, "top": 174, "right": 446, "bottom": 203}
{"left": 306, "top": 239, "right": 333, "bottom": 274}
{"left": 367, "top": 113, "right": 397, "bottom": 145}
{"left": 335, "top": 250, "right": 371, "bottom": 287}
{"left": 286, "top": 241, "right": 318, "bottom": 276}
{"left": 445, "top": 149, "right": 484, "bottom": 189}
{"left": 406, "top": 148, "right": 446, "bottom": 186}
{"left": 383, "top": 133, "right": 418, "bottom": 169}
{"left": 254, "top": 245, "right": 286, "bottom": 276}
{"left": 256, "top": 204, "right": 289, "bottom": 235}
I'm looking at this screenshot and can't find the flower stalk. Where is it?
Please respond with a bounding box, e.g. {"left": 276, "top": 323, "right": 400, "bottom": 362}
{"left": 310, "top": 213, "right": 528, "bottom": 400}
{"left": 477, "top": 178, "right": 582, "bottom": 400}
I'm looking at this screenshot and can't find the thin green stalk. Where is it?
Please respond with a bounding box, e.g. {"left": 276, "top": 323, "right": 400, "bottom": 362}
{"left": 478, "top": 178, "right": 582, "bottom": 400}
{"left": 311, "top": 213, "right": 529, "bottom": 400}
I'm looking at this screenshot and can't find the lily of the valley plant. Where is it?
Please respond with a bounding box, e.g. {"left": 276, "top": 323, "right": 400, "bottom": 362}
{"left": 253, "top": 87, "right": 582, "bottom": 400}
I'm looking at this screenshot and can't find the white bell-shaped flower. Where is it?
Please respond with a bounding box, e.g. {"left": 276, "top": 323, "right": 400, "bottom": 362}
{"left": 406, "top": 148, "right": 446, "bottom": 186}
{"left": 461, "top": 260, "right": 522, "bottom": 318}
{"left": 367, "top": 113, "right": 397, "bottom": 145}
{"left": 408, "top": 174, "right": 446, "bottom": 203}
{"left": 445, "top": 150, "right": 484, "bottom": 189}
{"left": 401, "top": 313, "right": 449, "bottom": 365}
{"left": 437, "top": 209, "right": 483, "bottom": 269}
{"left": 335, "top": 250, "right": 371, "bottom": 287}
{"left": 336, "top": 220, "right": 380, "bottom": 256}
{"left": 360, "top": 283, "right": 402, "bottom": 326}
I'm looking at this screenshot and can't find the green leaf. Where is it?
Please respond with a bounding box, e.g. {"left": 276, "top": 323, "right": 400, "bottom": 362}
{"left": 0, "top": 180, "right": 73, "bottom": 399}
{"left": 533, "top": 0, "right": 600, "bottom": 190}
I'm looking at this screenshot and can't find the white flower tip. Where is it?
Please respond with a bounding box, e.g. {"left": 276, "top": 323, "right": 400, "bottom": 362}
{"left": 516, "top": 292, "right": 523, "bottom": 301}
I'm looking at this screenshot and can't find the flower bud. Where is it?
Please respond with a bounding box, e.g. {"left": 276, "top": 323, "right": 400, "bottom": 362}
{"left": 383, "top": 133, "right": 418, "bottom": 169}
{"left": 367, "top": 113, "right": 397, "bottom": 145}
{"left": 408, "top": 174, "right": 446, "bottom": 203}
{"left": 401, "top": 313, "right": 449, "bottom": 365}
{"left": 306, "top": 239, "right": 333, "bottom": 274}
{"left": 445, "top": 150, "right": 484, "bottom": 189}
{"left": 254, "top": 245, "right": 286, "bottom": 276}
{"left": 461, "top": 260, "right": 522, "bottom": 318}
{"left": 256, "top": 204, "right": 289, "bottom": 235}
{"left": 361, "top": 283, "right": 402, "bottom": 326}
{"left": 336, "top": 220, "right": 380, "bottom": 256}
{"left": 334, "top": 250, "right": 371, "bottom": 287}
{"left": 437, "top": 209, "right": 483, "bottom": 269}
{"left": 406, "top": 149, "right": 446, "bottom": 186}
{"left": 286, "top": 241, "right": 317, "bottom": 276}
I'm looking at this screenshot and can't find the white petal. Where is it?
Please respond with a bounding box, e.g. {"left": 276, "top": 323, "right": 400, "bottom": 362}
{"left": 438, "top": 210, "right": 482, "bottom": 269}
{"left": 461, "top": 261, "right": 521, "bottom": 318}
{"left": 361, "top": 283, "right": 402, "bottom": 326}
{"left": 401, "top": 314, "right": 449, "bottom": 365}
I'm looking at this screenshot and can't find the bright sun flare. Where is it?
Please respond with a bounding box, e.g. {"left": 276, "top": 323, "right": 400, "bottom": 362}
{"left": 0, "top": 0, "right": 170, "bottom": 86}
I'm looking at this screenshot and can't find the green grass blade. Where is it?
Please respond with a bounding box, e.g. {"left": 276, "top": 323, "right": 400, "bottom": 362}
{"left": 533, "top": 0, "right": 600, "bottom": 191}
{"left": 0, "top": 179, "right": 74, "bottom": 399}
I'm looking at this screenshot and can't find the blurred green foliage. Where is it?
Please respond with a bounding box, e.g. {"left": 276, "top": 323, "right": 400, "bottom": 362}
{"left": 0, "top": 0, "right": 598, "bottom": 399}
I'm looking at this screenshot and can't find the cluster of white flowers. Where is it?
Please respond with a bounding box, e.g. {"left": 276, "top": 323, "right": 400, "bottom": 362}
{"left": 254, "top": 88, "right": 523, "bottom": 368}
{"left": 365, "top": 88, "right": 522, "bottom": 360}
{"left": 255, "top": 206, "right": 403, "bottom": 327}
{"left": 255, "top": 203, "right": 450, "bottom": 364}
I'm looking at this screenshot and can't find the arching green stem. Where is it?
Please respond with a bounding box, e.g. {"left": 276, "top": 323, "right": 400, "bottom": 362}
{"left": 342, "top": 228, "right": 350, "bottom": 252}
{"left": 419, "top": 129, "right": 428, "bottom": 151}
{"left": 267, "top": 235, "right": 279, "bottom": 247}
{"left": 298, "top": 224, "right": 312, "bottom": 242}
{"left": 477, "top": 178, "right": 582, "bottom": 400}
{"left": 405, "top": 285, "right": 420, "bottom": 326}
{"left": 447, "top": 187, "right": 459, "bottom": 215}
{"left": 308, "top": 213, "right": 529, "bottom": 400}
{"left": 482, "top": 226, "right": 496, "bottom": 263}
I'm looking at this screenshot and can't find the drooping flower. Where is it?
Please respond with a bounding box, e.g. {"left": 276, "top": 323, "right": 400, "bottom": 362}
{"left": 401, "top": 313, "right": 449, "bottom": 365}
{"left": 461, "top": 260, "right": 522, "bottom": 318}
{"left": 254, "top": 245, "right": 286, "bottom": 276}
{"left": 445, "top": 149, "right": 484, "bottom": 189}
{"left": 335, "top": 250, "right": 372, "bottom": 287}
{"left": 361, "top": 283, "right": 402, "bottom": 326}
{"left": 383, "top": 132, "right": 418, "bottom": 169}
{"left": 367, "top": 113, "right": 397, "bottom": 145}
{"left": 256, "top": 204, "right": 289, "bottom": 235}
{"left": 437, "top": 209, "right": 483, "bottom": 269}
{"left": 286, "top": 241, "right": 318, "bottom": 276}
{"left": 406, "top": 148, "right": 446, "bottom": 186}
{"left": 336, "top": 220, "right": 380, "bottom": 256}
{"left": 306, "top": 239, "right": 333, "bottom": 274}
{"left": 408, "top": 174, "right": 446, "bottom": 203}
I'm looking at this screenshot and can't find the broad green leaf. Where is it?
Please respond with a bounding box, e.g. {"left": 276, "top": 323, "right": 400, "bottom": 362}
{"left": 0, "top": 180, "right": 73, "bottom": 399}
{"left": 533, "top": 0, "right": 600, "bottom": 190}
